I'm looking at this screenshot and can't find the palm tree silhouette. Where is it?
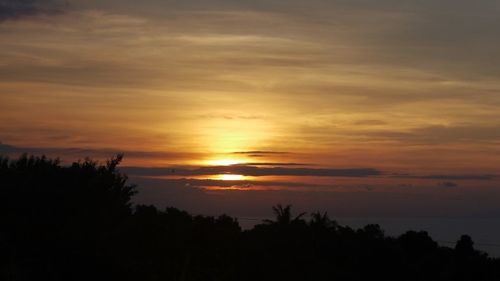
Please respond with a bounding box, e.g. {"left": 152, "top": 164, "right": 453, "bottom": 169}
{"left": 310, "top": 211, "right": 337, "bottom": 230}
{"left": 264, "top": 204, "right": 306, "bottom": 225}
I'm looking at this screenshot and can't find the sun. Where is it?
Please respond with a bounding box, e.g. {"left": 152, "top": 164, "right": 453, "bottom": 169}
{"left": 207, "top": 159, "right": 243, "bottom": 166}
{"left": 217, "top": 174, "right": 246, "bottom": 181}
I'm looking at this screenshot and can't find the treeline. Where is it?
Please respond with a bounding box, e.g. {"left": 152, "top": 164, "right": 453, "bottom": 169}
{"left": 1, "top": 155, "right": 499, "bottom": 281}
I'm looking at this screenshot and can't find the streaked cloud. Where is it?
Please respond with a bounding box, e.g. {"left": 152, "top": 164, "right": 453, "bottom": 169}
{"left": 439, "top": 181, "right": 458, "bottom": 188}
{"left": 232, "top": 151, "right": 290, "bottom": 155}
{"left": 0, "top": 0, "right": 66, "bottom": 21}
{"left": 364, "top": 125, "right": 500, "bottom": 144}
{"left": 122, "top": 165, "right": 382, "bottom": 178}
{"left": 417, "top": 175, "right": 495, "bottom": 181}
{"left": 0, "top": 142, "right": 201, "bottom": 165}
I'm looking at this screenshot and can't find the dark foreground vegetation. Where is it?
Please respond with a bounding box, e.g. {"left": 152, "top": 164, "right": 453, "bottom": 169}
{"left": 1, "top": 155, "right": 499, "bottom": 281}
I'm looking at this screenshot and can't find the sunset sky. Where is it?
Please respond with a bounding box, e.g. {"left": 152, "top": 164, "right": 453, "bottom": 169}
{"left": 1, "top": 0, "right": 500, "bottom": 222}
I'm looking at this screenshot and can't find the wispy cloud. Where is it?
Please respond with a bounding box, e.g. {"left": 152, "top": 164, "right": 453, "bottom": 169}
{"left": 0, "top": 0, "right": 66, "bottom": 21}
{"left": 122, "top": 165, "right": 382, "bottom": 178}
{"left": 232, "top": 151, "right": 290, "bottom": 155}
{"left": 239, "top": 162, "right": 309, "bottom": 166}
{"left": 417, "top": 175, "right": 495, "bottom": 181}
{"left": 391, "top": 173, "right": 496, "bottom": 181}
{"left": 438, "top": 181, "right": 458, "bottom": 188}
{"left": 0, "top": 142, "right": 197, "bottom": 162}
{"left": 155, "top": 178, "right": 327, "bottom": 189}
{"left": 365, "top": 125, "right": 500, "bottom": 144}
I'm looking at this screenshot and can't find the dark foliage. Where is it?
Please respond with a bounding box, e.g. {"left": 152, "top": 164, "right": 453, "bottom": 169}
{"left": 1, "top": 155, "right": 499, "bottom": 281}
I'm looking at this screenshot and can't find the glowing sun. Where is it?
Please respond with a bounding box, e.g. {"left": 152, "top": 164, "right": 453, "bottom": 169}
{"left": 217, "top": 174, "right": 245, "bottom": 181}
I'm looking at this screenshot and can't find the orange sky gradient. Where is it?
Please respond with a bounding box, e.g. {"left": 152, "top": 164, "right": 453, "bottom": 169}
{"left": 1, "top": 0, "right": 500, "bottom": 219}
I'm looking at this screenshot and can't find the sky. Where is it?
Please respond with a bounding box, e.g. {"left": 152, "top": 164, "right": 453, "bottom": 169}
{"left": 1, "top": 0, "right": 500, "bottom": 226}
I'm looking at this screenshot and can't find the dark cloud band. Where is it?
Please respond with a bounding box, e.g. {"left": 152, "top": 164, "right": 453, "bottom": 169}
{"left": 0, "top": 0, "right": 65, "bottom": 21}
{"left": 122, "top": 165, "right": 382, "bottom": 178}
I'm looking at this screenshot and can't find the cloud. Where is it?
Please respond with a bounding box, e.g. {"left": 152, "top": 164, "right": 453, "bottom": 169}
{"left": 394, "top": 173, "right": 495, "bottom": 181}
{"left": 232, "top": 151, "right": 292, "bottom": 158}
{"left": 353, "top": 120, "right": 387, "bottom": 126}
{"left": 365, "top": 125, "right": 500, "bottom": 144}
{"left": 0, "top": 142, "right": 118, "bottom": 158}
{"left": 0, "top": 0, "right": 66, "bottom": 21}
{"left": 419, "top": 175, "right": 495, "bottom": 181}
{"left": 122, "top": 165, "right": 382, "bottom": 178}
{"left": 239, "top": 162, "right": 309, "bottom": 166}
{"left": 153, "top": 178, "right": 327, "bottom": 190}
{"left": 232, "top": 151, "right": 290, "bottom": 155}
{"left": 0, "top": 142, "right": 196, "bottom": 162}
{"left": 439, "top": 181, "right": 458, "bottom": 188}
{"left": 196, "top": 114, "right": 266, "bottom": 120}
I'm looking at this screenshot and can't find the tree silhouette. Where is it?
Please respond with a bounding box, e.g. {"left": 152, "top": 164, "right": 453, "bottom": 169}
{"left": 1, "top": 154, "right": 500, "bottom": 281}
{"left": 0, "top": 154, "right": 137, "bottom": 281}
{"left": 456, "top": 235, "right": 475, "bottom": 256}
{"left": 310, "top": 211, "right": 337, "bottom": 230}
{"left": 263, "top": 204, "right": 306, "bottom": 225}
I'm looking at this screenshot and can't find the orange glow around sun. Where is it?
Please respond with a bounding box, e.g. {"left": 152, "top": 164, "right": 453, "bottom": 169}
{"left": 216, "top": 174, "right": 246, "bottom": 181}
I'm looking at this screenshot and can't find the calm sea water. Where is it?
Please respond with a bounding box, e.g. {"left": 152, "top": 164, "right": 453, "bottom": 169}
{"left": 237, "top": 217, "right": 500, "bottom": 257}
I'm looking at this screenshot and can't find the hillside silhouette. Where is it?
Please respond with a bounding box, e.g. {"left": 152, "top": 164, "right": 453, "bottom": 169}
{"left": 1, "top": 154, "right": 499, "bottom": 281}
